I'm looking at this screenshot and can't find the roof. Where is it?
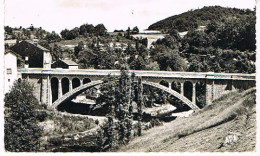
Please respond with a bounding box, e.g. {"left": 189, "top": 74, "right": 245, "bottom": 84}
{"left": 25, "top": 40, "right": 50, "bottom": 52}
{"left": 5, "top": 49, "right": 23, "bottom": 59}
{"left": 62, "top": 59, "right": 78, "bottom": 66}
{"left": 53, "top": 59, "right": 78, "bottom": 66}
{"left": 4, "top": 39, "right": 16, "bottom": 44}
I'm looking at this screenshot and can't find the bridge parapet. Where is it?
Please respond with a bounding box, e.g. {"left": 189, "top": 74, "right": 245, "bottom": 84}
{"left": 18, "top": 68, "right": 255, "bottom": 81}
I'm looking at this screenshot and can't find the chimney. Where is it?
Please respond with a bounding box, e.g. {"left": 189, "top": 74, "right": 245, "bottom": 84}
{"left": 25, "top": 56, "right": 29, "bottom": 68}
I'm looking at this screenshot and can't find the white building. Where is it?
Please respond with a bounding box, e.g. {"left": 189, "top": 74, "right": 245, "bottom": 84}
{"left": 4, "top": 50, "right": 21, "bottom": 94}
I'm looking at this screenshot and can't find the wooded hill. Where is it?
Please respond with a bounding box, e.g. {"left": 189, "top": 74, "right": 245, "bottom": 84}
{"left": 149, "top": 6, "right": 256, "bottom": 74}
{"left": 148, "top": 6, "right": 255, "bottom": 32}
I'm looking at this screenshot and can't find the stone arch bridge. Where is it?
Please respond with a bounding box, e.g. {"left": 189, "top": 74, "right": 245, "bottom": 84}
{"left": 18, "top": 68, "right": 255, "bottom": 111}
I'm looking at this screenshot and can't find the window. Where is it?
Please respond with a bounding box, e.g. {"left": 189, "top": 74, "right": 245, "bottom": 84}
{"left": 7, "top": 68, "right": 12, "bottom": 75}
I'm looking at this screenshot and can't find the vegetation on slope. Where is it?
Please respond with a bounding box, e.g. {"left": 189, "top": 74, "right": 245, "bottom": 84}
{"left": 118, "top": 88, "right": 256, "bottom": 152}
{"left": 148, "top": 6, "right": 255, "bottom": 32}
{"left": 150, "top": 6, "right": 255, "bottom": 74}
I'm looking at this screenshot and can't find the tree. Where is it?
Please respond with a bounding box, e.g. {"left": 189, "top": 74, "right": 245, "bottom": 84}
{"left": 52, "top": 44, "right": 62, "bottom": 61}
{"left": 60, "top": 29, "right": 69, "bottom": 39}
{"left": 96, "top": 64, "right": 136, "bottom": 150}
{"left": 95, "top": 24, "right": 107, "bottom": 36}
{"left": 132, "top": 26, "right": 139, "bottom": 34}
{"left": 74, "top": 41, "right": 85, "bottom": 57}
{"left": 4, "top": 26, "right": 13, "bottom": 34}
{"left": 126, "top": 27, "right": 131, "bottom": 39}
{"left": 151, "top": 45, "right": 187, "bottom": 71}
{"left": 4, "top": 80, "right": 42, "bottom": 152}
{"left": 60, "top": 28, "right": 79, "bottom": 40}
{"left": 44, "top": 31, "right": 61, "bottom": 43}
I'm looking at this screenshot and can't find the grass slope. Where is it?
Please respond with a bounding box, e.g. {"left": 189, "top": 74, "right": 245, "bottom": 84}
{"left": 118, "top": 88, "right": 256, "bottom": 152}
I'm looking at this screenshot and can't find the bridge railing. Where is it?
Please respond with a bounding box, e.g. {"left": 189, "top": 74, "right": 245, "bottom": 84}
{"left": 18, "top": 68, "right": 256, "bottom": 80}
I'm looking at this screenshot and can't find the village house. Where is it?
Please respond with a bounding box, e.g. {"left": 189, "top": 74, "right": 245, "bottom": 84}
{"left": 10, "top": 40, "right": 52, "bottom": 68}
{"left": 51, "top": 58, "right": 79, "bottom": 69}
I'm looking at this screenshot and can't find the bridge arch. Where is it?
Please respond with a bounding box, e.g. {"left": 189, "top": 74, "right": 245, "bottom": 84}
{"left": 83, "top": 78, "right": 91, "bottom": 84}
{"left": 159, "top": 80, "right": 169, "bottom": 88}
{"left": 51, "top": 77, "right": 59, "bottom": 102}
{"left": 51, "top": 80, "right": 200, "bottom": 111}
{"left": 61, "top": 77, "right": 70, "bottom": 95}
{"left": 184, "top": 81, "right": 193, "bottom": 101}
{"left": 72, "top": 78, "right": 81, "bottom": 89}
{"left": 171, "top": 81, "right": 181, "bottom": 93}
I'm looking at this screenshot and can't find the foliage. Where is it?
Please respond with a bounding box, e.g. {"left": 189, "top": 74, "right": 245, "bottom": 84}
{"left": 132, "top": 26, "right": 139, "bottom": 34}
{"left": 47, "top": 114, "right": 96, "bottom": 135}
{"left": 61, "top": 23, "right": 107, "bottom": 40}
{"left": 44, "top": 31, "right": 61, "bottom": 43}
{"left": 4, "top": 80, "right": 42, "bottom": 152}
{"left": 95, "top": 65, "right": 139, "bottom": 150}
{"left": 4, "top": 26, "right": 13, "bottom": 34}
{"left": 150, "top": 45, "right": 188, "bottom": 71}
{"left": 150, "top": 6, "right": 255, "bottom": 74}
{"left": 60, "top": 28, "right": 79, "bottom": 40}
{"left": 149, "top": 6, "right": 255, "bottom": 32}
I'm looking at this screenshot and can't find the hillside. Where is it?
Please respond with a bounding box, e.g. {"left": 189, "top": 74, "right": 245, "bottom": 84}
{"left": 148, "top": 6, "right": 255, "bottom": 32}
{"left": 118, "top": 88, "right": 256, "bottom": 152}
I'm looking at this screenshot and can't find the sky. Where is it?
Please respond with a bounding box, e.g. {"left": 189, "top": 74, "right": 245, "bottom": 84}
{"left": 4, "top": 0, "right": 256, "bottom": 33}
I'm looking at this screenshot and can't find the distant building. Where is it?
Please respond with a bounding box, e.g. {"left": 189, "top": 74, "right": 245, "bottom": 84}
{"left": 10, "top": 40, "right": 52, "bottom": 68}
{"left": 4, "top": 39, "right": 17, "bottom": 47}
{"left": 4, "top": 50, "right": 23, "bottom": 93}
{"left": 51, "top": 58, "right": 78, "bottom": 69}
{"left": 139, "top": 30, "right": 162, "bottom": 34}
{"left": 196, "top": 25, "right": 206, "bottom": 32}
{"left": 178, "top": 31, "right": 188, "bottom": 38}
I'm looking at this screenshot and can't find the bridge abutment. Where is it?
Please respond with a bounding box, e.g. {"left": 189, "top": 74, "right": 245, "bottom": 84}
{"left": 206, "top": 80, "right": 214, "bottom": 105}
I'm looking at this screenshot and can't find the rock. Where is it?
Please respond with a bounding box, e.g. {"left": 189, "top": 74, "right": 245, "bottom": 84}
{"left": 74, "top": 134, "right": 80, "bottom": 140}
{"left": 225, "top": 134, "right": 238, "bottom": 145}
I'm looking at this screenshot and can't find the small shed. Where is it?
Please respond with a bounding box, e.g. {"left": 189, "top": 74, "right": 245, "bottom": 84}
{"left": 51, "top": 58, "right": 78, "bottom": 69}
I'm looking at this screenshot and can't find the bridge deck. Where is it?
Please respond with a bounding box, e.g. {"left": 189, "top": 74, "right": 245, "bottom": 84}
{"left": 18, "top": 68, "right": 255, "bottom": 80}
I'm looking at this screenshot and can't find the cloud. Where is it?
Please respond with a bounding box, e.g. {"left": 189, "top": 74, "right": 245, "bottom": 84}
{"left": 58, "top": 0, "right": 116, "bottom": 10}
